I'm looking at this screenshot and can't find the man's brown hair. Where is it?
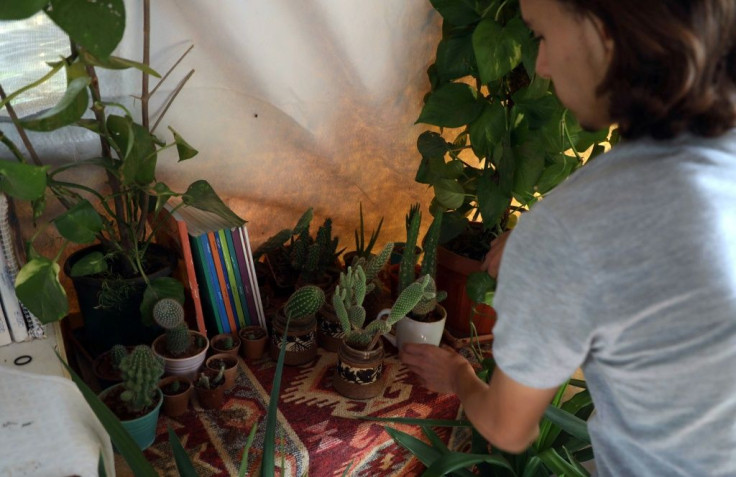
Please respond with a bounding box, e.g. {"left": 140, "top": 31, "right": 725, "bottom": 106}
{"left": 559, "top": 0, "right": 736, "bottom": 139}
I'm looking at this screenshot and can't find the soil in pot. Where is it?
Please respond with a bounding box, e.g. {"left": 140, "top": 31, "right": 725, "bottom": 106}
{"left": 210, "top": 333, "right": 241, "bottom": 358}
{"left": 239, "top": 326, "right": 268, "bottom": 360}
{"left": 205, "top": 354, "right": 239, "bottom": 391}
{"left": 159, "top": 376, "right": 192, "bottom": 417}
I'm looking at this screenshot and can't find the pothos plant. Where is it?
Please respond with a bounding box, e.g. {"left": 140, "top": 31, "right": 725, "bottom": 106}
{"left": 0, "top": 0, "right": 243, "bottom": 324}
{"left": 415, "top": 0, "right": 616, "bottom": 260}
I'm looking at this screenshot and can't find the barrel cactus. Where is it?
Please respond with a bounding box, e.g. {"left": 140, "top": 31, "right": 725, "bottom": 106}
{"left": 118, "top": 345, "right": 164, "bottom": 413}
{"left": 153, "top": 298, "right": 191, "bottom": 357}
{"left": 109, "top": 344, "right": 128, "bottom": 370}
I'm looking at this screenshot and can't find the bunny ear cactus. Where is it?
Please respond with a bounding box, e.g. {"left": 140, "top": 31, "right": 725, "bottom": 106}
{"left": 410, "top": 275, "right": 447, "bottom": 318}
{"left": 118, "top": 345, "right": 164, "bottom": 413}
{"left": 284, "top": 285, "right": 325, "bottom": 322}
{"left": 332, "top": 266, "right": 370, "bottom": 339}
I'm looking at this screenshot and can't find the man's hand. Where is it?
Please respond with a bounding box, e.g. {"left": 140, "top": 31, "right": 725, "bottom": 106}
{"left": 399, "top": 343, "right": 475, "bottom": 394}
{"left": 482, "top": 230, "right": 511, "bottom": 278}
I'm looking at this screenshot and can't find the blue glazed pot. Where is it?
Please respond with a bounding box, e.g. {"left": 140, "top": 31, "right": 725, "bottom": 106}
{"left": 100, "top": 385, "right": 163, "bottom": 450}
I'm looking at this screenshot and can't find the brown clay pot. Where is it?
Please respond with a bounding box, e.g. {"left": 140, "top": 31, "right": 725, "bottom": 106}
{"left": 269, "top": 310, "right": 318, "bottom": 366}
{"left": 205, "top": 353, "right": 239, "bottom": 391}
{"left": 316, "top": 303, "right": 344, "bottom": 352}
{"left": 238, "top": 326, "right": 268, "bottom": 360}
{"left": 194, "top": 369, "right": 226, "bottom": 409}
{"left": 333, "top": 340, "right": 385, "bottom": 400}
{"left": 159, "top": 375, "right": 192, "bottom": 417}
{"left": 209, "top": 333, "right": 241, "bottom": 359}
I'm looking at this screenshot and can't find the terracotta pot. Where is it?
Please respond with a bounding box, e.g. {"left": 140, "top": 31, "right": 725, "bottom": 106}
{"left": 238, "top": 326, "right": 268, "bottom": 360}
{"left": 92, "top": 346, "right": 131, "bottom": 390}
{"left": 152, "top": 331, "right": 209, "bottom": 380}
{"left": 205, "top": 353, "right": 239, "bottom": 391}
{"left": 194, "top": 369, "right": 226, "bottom": 409}
{"left": 209, "top": 333, "right": 241, "bottom": 359}
{"left": 333, "top": 340, "right": 385, "bottom": 400}
{"left": 269, "top": 310, "right": 318, "bottom": 366}
{"left": 436, "top": 246, "right": 496, "bottom": 338}
{"left": 316, "top": 303, "right": 344, "bottom": 352}
{"left": 158, "top": 375, "right": 192, "bottom": 417}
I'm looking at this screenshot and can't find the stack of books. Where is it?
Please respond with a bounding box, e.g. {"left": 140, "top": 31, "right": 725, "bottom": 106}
{"left": 155, "top": 203, "right": 266, "bottom": 337}
{"left": 0, "top": 193, "right": 45, "bottom": 347}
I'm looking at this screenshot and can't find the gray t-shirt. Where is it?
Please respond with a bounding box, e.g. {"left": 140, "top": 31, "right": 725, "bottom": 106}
{"left": 492, "top": 130, "right": 736, "bottom": 476}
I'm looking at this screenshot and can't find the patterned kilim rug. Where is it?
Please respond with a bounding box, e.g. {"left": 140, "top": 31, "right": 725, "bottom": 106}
{"left": 117, "top": 345, "right": 463, "bottom": 476}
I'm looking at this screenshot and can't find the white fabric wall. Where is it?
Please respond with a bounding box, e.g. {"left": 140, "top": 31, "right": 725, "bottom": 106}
{"left": 133, "top": 0, "right": 441, "bottom": 248}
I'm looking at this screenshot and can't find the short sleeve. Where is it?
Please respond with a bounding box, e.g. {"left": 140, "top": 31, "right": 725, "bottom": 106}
{"left": 492, "top": 208, "right": 594, "bottom": 389}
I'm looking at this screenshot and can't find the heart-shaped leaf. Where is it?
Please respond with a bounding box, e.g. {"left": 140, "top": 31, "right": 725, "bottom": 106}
{"left": 45, "top": 0, "right": 125, "bottom": 59}
{"left": 53, "top": 200, "right": 103, "bottom": 244}
{"left": 15, "top": 257, "right": 68, "bottom": 323}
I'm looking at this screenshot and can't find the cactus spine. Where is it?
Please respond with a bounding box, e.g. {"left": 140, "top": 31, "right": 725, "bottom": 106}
{"left": 398, "top": 204, "right": 421, "bottom": 294}
{"left": 153, "top": 298, "right": 191, "bottom": 357}
{"left": 284, "top": 285, "right": 325, "bottom": 322}
{"left": 118, "top": 345, "right": 164, "bottom": 413}
{"left": 110, "top": 344, "right": 128, "bottom": 370}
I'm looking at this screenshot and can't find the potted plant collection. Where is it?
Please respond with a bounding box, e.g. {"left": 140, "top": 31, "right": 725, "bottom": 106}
{"left": 151, "top": 298, "right": 209, "bottom": 379}
{"left": 239, "top": 325, "right": 269, "bottom": 360}
{"left": 98, "top": 345, "right": 164, "bottom": 450}
{"left": 0, "top": 0, "right": 243, "bottom": 354}
{"left": 269, "top": 285, "right": 326, "bottom": 366}
{"left": 158, "top": 375, "right": 193, "bottom": 418}
{"left": 332, "top": 267, "right": 433, "bottom": 399}
{"left": 414, "top": 0, "right": 615, "bottom": 337}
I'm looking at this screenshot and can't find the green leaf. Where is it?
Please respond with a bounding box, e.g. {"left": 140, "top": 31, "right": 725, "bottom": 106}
{"left": 466, "top": 271, "right": 495, "bottom": 305}
{"left": 168, "top": 127, "right": 198, "bottom": 161}
{"left": 468, "top": 101, "right": 507, "bottom": 160}
{"left": 140, "top": 277, "right": 185, "bottom": 326}
{"left": 107, "top": 115, "right": 158, "bottom": 186}
{"left": 429, "top": 0, "right": 479, "bottom": 26}
{"left": 57, "top": 354, "right": 159, "bottom": 477}
{"left": 152, "top": 182, "right": 177, "bottom": 214}
{"left": 537, "top": 448, "right": 588, "bottom": 477}
{"left": 436, "top": 33, "right": 477, "bottom": 82}
{"left": 417, "top": 131, "right": 450, "bottom": 161}
{"left": 79, "top": 50, "right": 160, "bottom": 77}
{"left": 425, "top": 451, "right": 514, "bottom": 477}
{"left": 19, "top": 76, "right": 90, "bottom": 131}
{"left": 0, "top": 0, "right": 48, "bottom": 19}
{"left": 15, "top": 257, "right": 68, "bottom": 323}
{"left": 238, "top": 423, "right": 258, "bottom": 477}
{"left": 536, "top": 153, "right": 577, "bottom": 195}
{"left": 0, "top": 161, "right": 48, "bottom": 201}
{"left": 168, "top": 426, "right": 198, "bottom": 477}
{"left": 385, "top": 426, "right": 478, "bottom": 477}
{"left": 45, "top": 0, "right": 125, "bottom": 59}
{"left": 362, "top": 416, "right": 471, "bottom": 427}
{"left": 434, "top": 178, "right": 466, "bottom": 210}
{"left": 69, "top": 251, "right": 107, "bottom": 277}
{"left": 512, "top": 141, "right": 546, "bottom": 205}
{"left": 262, "top": 314, "right": 292, "bottom": 476}
{"left": 53, "top": 200, "right": 103, "bottom": 244}
{"left": 416, "top": 83, "right": 484, "bottom": 128}
{"left": 543, "top": 405, "right": 591, "bottom": 443}
{"left": 473, "top": 17, "right": 527, "bottom": 84}
{"left": 477, "top": 172, "right": 511, "bottom": 227}
{"left": 182, "top": 180, "right": 245, "bottom": 227}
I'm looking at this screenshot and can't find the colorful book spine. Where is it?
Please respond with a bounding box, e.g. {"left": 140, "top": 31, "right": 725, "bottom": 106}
{"left": 223, "top": 229, "right": 251, "bottom": 327}
{"left": 231, "top": 227, "right": 259, "bottom": 326}
{"left": 237, "top": 225, "right": 267, "bottom": 328}
{"left": 207, "top": 232, "right": 237, "bottom": 334}
{"left": 196, "top": 235, "right": 228, "bottom": 334}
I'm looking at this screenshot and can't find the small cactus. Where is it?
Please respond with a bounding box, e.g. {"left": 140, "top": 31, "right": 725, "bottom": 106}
{"left": 410, "top": 275, "right": 447, "bottom": 318}
{"left": 196, "top": 364, "right": 225, "bottom": 389}
{"left": 166, "top": 323, "right": 191, "bottom": 357}
{"left": 118, "top": 345, "right": 164, "bottom": 413}
{"left": 222, "top": 335, "right": 234, "bottom": 350}
{"left": 110, "top": 344, "right": 128, "bottom": 370}
{"left": 284, "top": 285, "right": 325, "bottom": 322}
{"left": 153, "top": 298, "right": 192, "bottom": 357}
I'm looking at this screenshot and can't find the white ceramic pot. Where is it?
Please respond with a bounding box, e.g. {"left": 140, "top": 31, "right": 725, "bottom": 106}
{"left": 153, "top": 331, "right": 209, "bottom": 380}
{"left": 379, "top": 304, "right": 447, "bottom": 350}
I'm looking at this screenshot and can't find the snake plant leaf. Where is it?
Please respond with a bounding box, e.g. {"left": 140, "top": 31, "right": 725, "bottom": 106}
{"left": 53, "top": 200, "right": 103, "bottom": 244}
{"left": 15, "top": 257, "right": 68, "bottom": 323}
{"left": 0, "top": 0, "right": 48, "bottom": 19}
{"left": 0, "top": 161, "right": 47, "bottom": 201}
{"left": 238, "top": 423, "right": 258, "bottom": 477}
{"left": 140, "top": 277, "right": 185, "bottom": 326}
{"left": 429, "top": 0, "right": 479, "bottom": 27}
{"left": 537, "top": 448, "right": 589, "bottom": 477}
{"left": 384, "top": 426, "right": 478, "bottom": 477}
{"left": 473, "top": 17, "right": 527, "bottom": 84}
{"left": 58, "top": 354, "right": 158, "bottom": 477}
{"left": 433, "top": 178, "right": 466, "bottom": 210}
{"left": 79, "top": 50, "right": 161, "bottom": 77}
{"left": 417, "top": 82, "right": 485, "bottom": 128}
{"left": 19, "top": 76, "right": 90, "bottom": 131}
{"left": 182, "top": 180, "right": 245, "bottom": 226}
{"left": 44, "top": 0, "right": 125, "bottom": 59}
{"left": 425, "top": 451, "right": 514, "bottom": 477}
{"left": 69, "top": 251, "right": 107, "bottom": 277}
{"left": 107, "top": 115, "right": 158, "bottom": 185}
{"left": 543, "top": 404, "right": 591, "bottom": 443}
{"left": 168, "top": 426, "right": 198, "bottom": 477}
{"left": 477, "top": 173, "right": 511, "bottom": 226}
{"left": 262, "top": 313, "right": 292, "bottom": 476}
{"left": 168, "top": 127, "right": 199, "bottom": 161}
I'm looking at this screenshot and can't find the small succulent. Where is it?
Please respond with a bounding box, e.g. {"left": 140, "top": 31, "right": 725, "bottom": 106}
{"left": 196, "top": 364, "right": 225, "bottom": 390}
{"left": 118, "top": 345, "right": 164, "bottom": 413}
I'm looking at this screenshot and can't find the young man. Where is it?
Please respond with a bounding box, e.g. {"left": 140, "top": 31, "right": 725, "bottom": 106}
{"left": 400, "top": 1, "right": 736, "bottom": 475}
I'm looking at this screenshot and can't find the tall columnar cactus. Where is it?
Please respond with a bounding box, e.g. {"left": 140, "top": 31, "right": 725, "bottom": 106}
{"left": 284, "top": 285, "right": 326, "bottom": 322}
{"left": 153, "top": 298, "right": 191, "bottom": 357}
{"left": 420, "top": 211, "right": 443, "bottom": 280}
{"left": 398, "top": 204, "right": 421, "bottom": 294}
{"left": 110, "top": 344, "right": 128, "bottom": 370}
{"left": 336, "top": 273, "right": 434, "bottom": 350}
{"left": 118, "top": 345, "right": 164, "bottom": 413}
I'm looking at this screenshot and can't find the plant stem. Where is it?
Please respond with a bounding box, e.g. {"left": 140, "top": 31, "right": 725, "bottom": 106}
{"left": 142, "top": 0, "right": 151, "bottom": 131}
{"left": 0, "top": 85, "right": 42, "bottom": 166}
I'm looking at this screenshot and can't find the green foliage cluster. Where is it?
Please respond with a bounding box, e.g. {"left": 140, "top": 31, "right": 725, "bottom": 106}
{"left": 118, "top": 345, "right": 164, "bottom": 414}
{"left": 416, "top": 0, "right": 615, "bottom": 259}
{"left": 0, "top": 0, "right": 243, "bottom": 325}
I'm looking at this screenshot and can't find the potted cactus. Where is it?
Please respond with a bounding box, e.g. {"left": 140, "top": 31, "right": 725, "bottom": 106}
{"left": 238, "top": 325, "right": 269, "bottom": 360}
{"left": 332, "top": 271, "right": 433, "bottom": 399}
{"left": 269, "top": 285, "right": 326, "bottom": 366}
{"left": 158, "top": 375, "right": 193, "bottom": 418}
{"left": 98, "top": 345, "right": 164, "bottom": 449}
{"left": 205, "top": 353, "right": 239, "bottom": 391}
{"left": 210, "top": 333, "right": 241, "bottom": 359}
{"left": 194, "top": 364, "right": 227, "bottom": 409}
{"left": 151, "top": 298, "right": 209, "bottom": 379}
{"left": 92, "top": 343, "right": 130, "bottom": 390}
